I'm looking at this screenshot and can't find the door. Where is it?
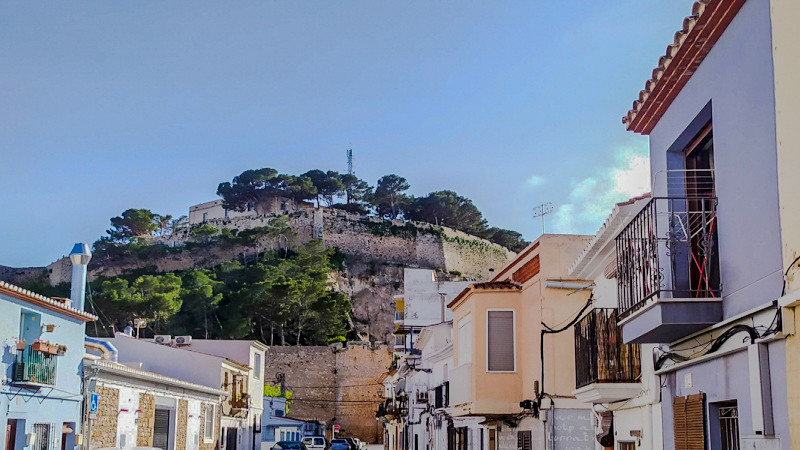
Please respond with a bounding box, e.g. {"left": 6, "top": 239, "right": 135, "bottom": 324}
{"left": 32, "top": 424, "right": 50, "bottom": 450}
{"left": 5, "top": 421, "right": 17, "bottom": 450}
{"left": 153, "top": 409, "right": 171, "bottom": 450}
{"left": 225, "top": 428, "right": 237, "bottom": 450}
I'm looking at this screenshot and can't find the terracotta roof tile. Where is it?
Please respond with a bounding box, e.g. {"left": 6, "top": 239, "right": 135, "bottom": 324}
{"left": 623, "top": 0, "right": 745, "bottom": 134}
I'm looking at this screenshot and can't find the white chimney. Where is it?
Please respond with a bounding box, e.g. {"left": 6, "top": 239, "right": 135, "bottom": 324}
{"left": 69, "top": 243, "right": 92, "bottom": 311}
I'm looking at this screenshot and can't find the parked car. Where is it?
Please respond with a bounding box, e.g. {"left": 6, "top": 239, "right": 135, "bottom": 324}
{"left": 343, "top": 438, "right": 361, "bottom": 450}
{"left": 330, "top": 440, "right": 350, "bottom": 450}
{"left": 301, "top": 437, "right": 330, "bottom": 450}
{"left": 273, "top": 441, "right": 307, "bottom": 450}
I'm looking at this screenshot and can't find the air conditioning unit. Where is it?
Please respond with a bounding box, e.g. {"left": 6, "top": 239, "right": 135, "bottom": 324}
{"left": 174, "top": 336, "right": 192, "bottom": 346}
{"left": 154, "top": 335, "right": 172, "bottom": 345}
{"left": 416, "top": 392, "right": 429, "bottom": 403}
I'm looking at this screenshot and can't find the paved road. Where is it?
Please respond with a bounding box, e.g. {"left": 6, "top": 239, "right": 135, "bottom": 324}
{"left": 365, "top": 444, "right": 383, "bottom": 450}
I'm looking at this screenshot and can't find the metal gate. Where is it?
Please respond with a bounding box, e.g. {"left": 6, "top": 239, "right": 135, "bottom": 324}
{"left": 719, "top": 406, "right": 740, "bottom": 450}
{"left": 153, "top": 409, "right": 171, "bottom": 450}
{"left": 32, "top": 424, "right": 52, "bottom": 450}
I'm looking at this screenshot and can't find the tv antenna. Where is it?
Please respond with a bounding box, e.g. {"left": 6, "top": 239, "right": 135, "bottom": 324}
{"left": 346, "top": 149, "right": 353, "bottom": 175}
{"left": 533, "top": 202, "right": 554, "bottom": 234}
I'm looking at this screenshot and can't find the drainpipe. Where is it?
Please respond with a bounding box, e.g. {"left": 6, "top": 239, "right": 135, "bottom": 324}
{"left": 644, "top": 404, "right": 653, "bottom": 450}
{"left": 85, "top": 337, "right": 118, "bottom": 362}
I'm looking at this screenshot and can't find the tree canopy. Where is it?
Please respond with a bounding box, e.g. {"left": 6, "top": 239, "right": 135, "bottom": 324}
{"left": 407, "top": 190, "right": 488, "bottom": 236}
{"left": 371, "top": 174, "right": 411, "bottom": 219}
{"left": 217, "top": 168, "right": 318, "bottom": 215}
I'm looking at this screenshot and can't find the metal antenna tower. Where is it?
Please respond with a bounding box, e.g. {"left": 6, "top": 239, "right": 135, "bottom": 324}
{"left": 533, "top": 202, "right": 554, "bottom": 234}
{"left": 347, "top": 149, "right": 353, "bottom": 175}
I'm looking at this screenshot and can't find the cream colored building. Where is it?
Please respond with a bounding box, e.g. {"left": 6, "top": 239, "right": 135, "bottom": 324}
{"left": 448, "top": 234, "right": 595, "bottom": 450}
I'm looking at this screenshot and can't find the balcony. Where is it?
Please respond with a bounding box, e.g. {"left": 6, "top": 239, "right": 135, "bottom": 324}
{"left": 12, "top": 345, "right": 58, "bottom": 387}
{"left": 573, "top": 309, "right": 641, "bottom": 403}
{"left": 616, "top": 196, "right": 722, "bottom": 343}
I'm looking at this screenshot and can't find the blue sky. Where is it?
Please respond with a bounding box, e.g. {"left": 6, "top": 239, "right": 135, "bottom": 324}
{"left": 1, "top": 1, "right": 691, "bottom": 267}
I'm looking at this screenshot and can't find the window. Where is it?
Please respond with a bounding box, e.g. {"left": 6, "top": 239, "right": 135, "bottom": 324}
{"left": 516, "top": 431, "right": 531, "bottom": 450}
{"left": 254, "top": 353, "right": 261, "bottom": 379}
{"left": 457, "top": 316, "right": 472, "bottom": 366}
{"left": 204, "top": 404, "right": 215, "bottom": 441}
{"left": 487, "top": 310, "right": 515, "bottom": 372}
{"left": 619, "top": 443, "right": 635, "bottom": 450}
{"left": 202, "top": 212, "right": 208, "bottom": 222}
{"left": 247, "top": 202, "right": 254, "bottom": 212}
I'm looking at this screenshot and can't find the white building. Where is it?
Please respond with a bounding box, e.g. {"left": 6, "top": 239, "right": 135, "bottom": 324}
{"left": 568, "top": 195, "right": 663, "bottom": 450}
{"left": 394, "top": 269, "right": 473, "bottom": 357}
{"left": 101, "top": 334, "right": 267, "bottom": 450}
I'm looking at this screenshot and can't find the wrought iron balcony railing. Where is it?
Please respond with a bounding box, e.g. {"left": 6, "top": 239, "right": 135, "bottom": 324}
{"left": 616, "top": 196, "right": 720, "bottom": 319}
{"left": 13, "top": 345, "right": 58, "bottom": 385}
{"left": 574, "top": 309, "right": 640, "bottom": 389}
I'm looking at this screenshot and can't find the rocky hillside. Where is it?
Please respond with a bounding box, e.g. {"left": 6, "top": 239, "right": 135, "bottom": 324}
{"left": 1, "top": 208, "right": 514, "bottom": 344}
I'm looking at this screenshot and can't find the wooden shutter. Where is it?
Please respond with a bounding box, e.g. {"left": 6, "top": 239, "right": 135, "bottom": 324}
{"left": 673, "top": 393, "right": 706, "bottom": 450}
{"left": 516, "top": 431, "right": 531, "bottom": 450}
{"left": 488, "top": 311, "right": 514, "bottom": 371}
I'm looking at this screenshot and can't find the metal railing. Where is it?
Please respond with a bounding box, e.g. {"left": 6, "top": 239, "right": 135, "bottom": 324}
{"left": 13, "top": 345, "right": 58, "bottom": 385}
{"left": 616, "top": 196, "right": 720, "bottom": 319}
{"left": 574, "top": 309, "right": 640, "bottom": 389}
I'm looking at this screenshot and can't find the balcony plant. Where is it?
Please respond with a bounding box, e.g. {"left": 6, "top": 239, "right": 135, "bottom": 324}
{"left": 55, "top": 344, "right": 68, "bottom": 356}
{"left": 15, "top": 339, "right": 26, "bottom": 351}
{"left": 44, "top": 324, "right": 56, "bottom": 333}
{"left": 32, "top": 339, "right": 51, "bottom": 354}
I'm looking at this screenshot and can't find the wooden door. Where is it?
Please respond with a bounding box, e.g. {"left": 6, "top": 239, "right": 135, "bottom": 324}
{"left": 5, "top": 420, "right": 17, "bottom": 450}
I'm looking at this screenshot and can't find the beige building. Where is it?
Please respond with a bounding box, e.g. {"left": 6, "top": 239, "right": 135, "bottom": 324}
{"left": 448, "top": 234, "right": 595, "bottom": 450}
{"left": 770, "top": 1, "right": 800, "bottom": 448}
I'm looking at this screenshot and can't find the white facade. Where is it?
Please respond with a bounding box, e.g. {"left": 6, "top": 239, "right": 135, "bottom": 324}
{"left": 568, "top": 197, "right": 662, "bottom": 450}
{"left": 101, "top": 334, "right": 267, "bottom": 450}
{"left": 86, "top": 360, "right": 225, "bottom": 450}
{"left": 189, "top": 200, "right": 257, "bottom": 224}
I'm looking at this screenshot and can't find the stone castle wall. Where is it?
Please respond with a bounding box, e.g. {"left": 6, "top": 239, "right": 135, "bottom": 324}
{"left": 264, "top": 343, "right": 391, "bottom": 444}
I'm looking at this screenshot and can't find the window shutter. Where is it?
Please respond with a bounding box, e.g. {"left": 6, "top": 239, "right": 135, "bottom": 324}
{"left": 516, "top": 431, "right": 531, "bottom": 450}
{"left": 488, "top": 311, "right": 515, "bottom": 371}
{"left": 673, "top": 393, "right": 706, "bottom": 450}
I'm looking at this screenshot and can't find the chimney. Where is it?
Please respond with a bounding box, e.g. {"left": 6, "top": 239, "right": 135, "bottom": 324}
{"left": 69, "top": 243, "right": 92, "bottom": 311}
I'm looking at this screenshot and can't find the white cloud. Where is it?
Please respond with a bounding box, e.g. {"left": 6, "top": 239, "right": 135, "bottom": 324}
{"left": 525, "top": 175, "right": 547, "bottom": 188}
{"left": 553, "top": 145, "right": 650, "bottom": 234}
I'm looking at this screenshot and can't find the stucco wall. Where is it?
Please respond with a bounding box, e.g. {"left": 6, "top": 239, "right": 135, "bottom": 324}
{"left": 647, "top": 0, "right": 782, "bottom": 319}
{"left": 263, "top": 344, "right": 391, "bottom": 443}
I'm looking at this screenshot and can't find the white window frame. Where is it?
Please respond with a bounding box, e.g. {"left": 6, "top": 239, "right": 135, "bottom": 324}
{"left": 203, "top": 404, "right": 215, "bottom": 443}
{"left": 253, "top": 353, "right": 261, "bottom": 380}
{"left": 485, "top": 309, "right": 517, "bottom": 373}
{"left": 456, "top": 315, "right": 472, "bottom": 367}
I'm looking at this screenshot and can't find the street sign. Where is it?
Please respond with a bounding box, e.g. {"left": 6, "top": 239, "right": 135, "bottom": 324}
{"left": 89, "top": 393, "right": 99, "bottom": 413}
{"left": 134, "top": 318, "right": 147, "bottom": 328}
{"left": 333, "top": 425, "right": 340, "bottom": 432}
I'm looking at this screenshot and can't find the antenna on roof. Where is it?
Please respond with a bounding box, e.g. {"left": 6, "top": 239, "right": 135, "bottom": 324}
{"left": 533, "top": 202, "right": 554, "bottom": 234}
{"left": 347, "top": 149, "right": 353, "bottom": 175}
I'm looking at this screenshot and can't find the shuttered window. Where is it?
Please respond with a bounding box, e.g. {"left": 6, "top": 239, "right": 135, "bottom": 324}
{"left": 487, "top": 311, "right": 515, "bottom": 371}
{"left": 516, "top": 431, "right": 531, "bottom": 450}
{"left": 673, "top": 393, "right": 706, "bottom": 450}
{"left": 457, "top": 317, "right": 472, "bottom": 365}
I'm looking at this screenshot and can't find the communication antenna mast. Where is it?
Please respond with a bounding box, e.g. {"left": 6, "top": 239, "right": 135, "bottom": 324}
{"left": 346, "top": 149, "right": 353, "bottom": 175}
{"left": 533, "top": 202, "right": 554, "bottom": 234}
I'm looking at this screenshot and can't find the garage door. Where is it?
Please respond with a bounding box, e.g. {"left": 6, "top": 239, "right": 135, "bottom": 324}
{"left": 153, "top": 409, "right": 171, "bottom": 450}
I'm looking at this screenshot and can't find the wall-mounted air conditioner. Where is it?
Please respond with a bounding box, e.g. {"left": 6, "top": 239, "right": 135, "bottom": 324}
{"left": 175, "top": 336, "right": 192, "bottom": 346}
{"left": 154, "top": 335, "right": 172, "bottom": 345}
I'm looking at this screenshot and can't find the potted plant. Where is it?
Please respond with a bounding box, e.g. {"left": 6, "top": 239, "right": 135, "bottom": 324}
{"left": 55, "top": 344, "right": 67, "bottom": 356}
{"left": 44, "top": 324, "right": 56, "bottom": 333}
{"left": 46, "top": 343, "right": 59, "bottom": 355}
{"left": 32, "top": 339, "right": 49, "bottom": 353}
{"left": 15, "top": 339, "right": 26, "bottom": 351}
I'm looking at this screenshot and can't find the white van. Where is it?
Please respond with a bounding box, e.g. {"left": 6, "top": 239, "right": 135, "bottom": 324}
{"left": 301, "top": 437, "right": 329, "bottom": 450}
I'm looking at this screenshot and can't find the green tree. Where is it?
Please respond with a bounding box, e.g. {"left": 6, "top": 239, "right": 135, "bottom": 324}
{"left": 371, "top": 175, "right": 411, "bottom": 219}
{"left": 481, "top": 227, "right": 529, "bottom": 253}
{"left": 338, "top": 174, "right": 372, "bottom": 205}
{"left": 134, "top": 274, "right": 183, "bottom": 332}
{"left": 191, "top": 224, "right": 219, "bottom": 243}
{"left": 407, "top": 190, "right": 488, "bottom": 235}
{"left": 218, "top": 168, "right": 319, "bottom": 215}
{"left": 177, "top": 270, "right": 223, "bottom": 338}
{"left": 107, "top": 209, "right": 159, "bottom": 243}
{"left": 303, "top": 170, "right": 345, "bottom": 207}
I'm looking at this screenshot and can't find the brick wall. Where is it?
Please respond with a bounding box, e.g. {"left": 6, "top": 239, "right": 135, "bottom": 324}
{"left": 90, "top": 386, "right": 120, "bottom": 449}
{"left": 264, "top": 344, "right": 391, "bottom": 444}
{"left": 136, "top": 393, "right": 156, "bottom": 447}
{"left": 176, "top": 399, "right": 189, "bottom": 450}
